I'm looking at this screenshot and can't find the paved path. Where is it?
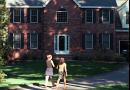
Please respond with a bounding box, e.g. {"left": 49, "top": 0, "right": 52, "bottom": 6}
{"left": 3, "top": 66, "right": 129, "bottom": 90}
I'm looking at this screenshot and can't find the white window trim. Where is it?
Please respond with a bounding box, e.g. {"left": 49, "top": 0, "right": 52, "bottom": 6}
{"left": 102, "top": 33, "right": 111, "bottom": 49}
{"left": 85, "top": 9, "right": 94, "bottom": 23}
{"left": 30, "top": 9, "right": 38, "bottom": 23}
{"left": 119, "top": 40, "right": 129, "bottom": 55}
{"left": 13, "top": 33, "right": 21, "bottom": 49}
{"left": 54, "top": 35, "right": 70, "bottom": 55}
{"left": 56, "top": 11, "right": 68, "bottom": 23}
{"left": 85, "top": 34, "right": 94, "bottom": 49}
{"left": 30, "top": 33, "right": 38, "bottom": 49}
{"left": 13, "top": 8, "right": 22, "bottom": 23}
{"left": 102, "top": 10, "right": 110, "bottom": 24}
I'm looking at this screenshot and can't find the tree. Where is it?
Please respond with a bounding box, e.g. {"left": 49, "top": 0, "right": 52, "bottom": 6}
{"left": 0, "top": 0, "right": 10, "bottom": 64}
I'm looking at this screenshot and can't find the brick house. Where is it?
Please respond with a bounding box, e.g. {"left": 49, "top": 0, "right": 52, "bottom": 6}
{"left": 6, "top": 0, "right": 129, "bottom": 60}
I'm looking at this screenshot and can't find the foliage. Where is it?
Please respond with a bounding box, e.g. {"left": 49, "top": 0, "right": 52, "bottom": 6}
{"left": 0, "top": 0, "right": 10, "bottom": 63}
{"left": 93, "top": 48, "right": 126, "bottom": 62}
{"left": 0, "top": 70, "right": 7, "bottom": 83}
{"left": 0, "top": 0, "right": 9, "bottom": 83}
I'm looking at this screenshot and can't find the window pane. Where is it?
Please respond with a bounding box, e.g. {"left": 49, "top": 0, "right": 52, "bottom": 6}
{"left": 85, "top": 34, "right": 93, "bottom": 48}
{"left": 102, "top": 10, "right": 109, "bottom": 22}
{"left": 14, "top": 33, "right": 21, "bottom": 48}
{"left": 30, "top": 33, "right": 38, "bottom": 48}
{"left": 31, "top": 9, "right": 38, "bottom": 22}
{"left": 86, "top": 10, "right": 93, "bottom": 22}
{"left": 14, "top": 9, "right": 21, "bottom": 22}
{"left": 126, "top": 12, "right": 129, "bottom": 24}
{"left": 59, "top": 36, "right": 65, "bottom": 51}
{"left": 57, "top": 11, "right": 67, "bottom": 22}
{"left": 102, "top": 34, "right": 110, "bottom": 48}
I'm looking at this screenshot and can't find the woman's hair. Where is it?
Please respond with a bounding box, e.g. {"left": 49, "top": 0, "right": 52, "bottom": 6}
{"left": 59, "top": 57, "right": 65, "bottom": 64}
{"left": 46, "top": 54, "right": 52, "bottom": 60}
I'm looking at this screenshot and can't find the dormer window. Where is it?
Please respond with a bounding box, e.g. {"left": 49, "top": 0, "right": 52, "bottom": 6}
{"left": 126, "top": 12, "right": 129, "bottom": 24}
{"left": 30, "top": 9, "right": 38, "bottom": 23}
{"left": 102, "top": 9, "right": 110, "bottom": 23}
{"left": 13, "top": 8, "right": 21, "bottom": 23}
{"left": 56, "top": 8, "right": 68, "bottom": 23}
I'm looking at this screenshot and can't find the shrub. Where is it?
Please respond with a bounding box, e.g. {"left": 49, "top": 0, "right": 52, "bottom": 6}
{"left": 0, "top": 70, "right": 7, "bottom": 83}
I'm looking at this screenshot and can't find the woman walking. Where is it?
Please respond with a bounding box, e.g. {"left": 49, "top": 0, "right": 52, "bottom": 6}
{"left": 45, "top": 54, "right": 55, "bottom": 88}
{"left": 56, "top": 57, "right": 68, "bottom": 89}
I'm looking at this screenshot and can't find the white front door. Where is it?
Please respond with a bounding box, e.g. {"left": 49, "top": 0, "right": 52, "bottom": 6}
{"left": 54, "top": 35, "right": 70, "bottom": 54}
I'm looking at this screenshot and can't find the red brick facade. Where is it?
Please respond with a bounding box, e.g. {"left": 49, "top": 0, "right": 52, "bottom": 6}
{"left": 7, "top": 0, "right": 129, "bottom": 60}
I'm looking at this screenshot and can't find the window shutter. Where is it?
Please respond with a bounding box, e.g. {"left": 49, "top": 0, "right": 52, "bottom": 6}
{"left": 38, "top": 33, "right": 42, "bottom": 49}
{"left": 21, "top": 33, "right": 24, "bottom": 49}
{"left": 8, "top": 33, "right": 13, "bottom": 48}
{"left": 93, "top": 10, "right": 97, "bottom": 24}
{"left": 21, "top": 9, "right": 24, "bottom": 23}
{"left": 110, "top": 10, "right": 114, "bottom": 24}
{"left": 99, "top": 9, "right": 103, "bottom": 23}
{"left": 27, "top": 33, "right": 30, "bottom": 49}
{"left": 99, "top": 33, "right": 103, "bottom": 48}
{"left": 93, "top": 33, "right": 97, "bottom": 48}
{"left": 82, "top": 9, "right": 85, "bottom": 23}
{"left": 10, "top": 8, "right": 13, "bottom": 23}
{"left": 38, "top": 9, "right": 42, "bottom": 23}
{"left": 110, "top": 33, "right": 113, "bottom": 49}
{"left": 82, "top": 34, "right": 85, "bottom": 49}
{"left": 27, "top": 8, "right": 30, "bottom": 23}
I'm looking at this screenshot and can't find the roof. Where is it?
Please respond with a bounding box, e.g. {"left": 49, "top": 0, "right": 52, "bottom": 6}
{"left": 6, "top": 0, "right": 50, "bottom": 8}
{"left": 74, "top": 0, "right": 117, "bottom": 8}
{"left": 6, "top": 0, "right": 123, "bottom": 8}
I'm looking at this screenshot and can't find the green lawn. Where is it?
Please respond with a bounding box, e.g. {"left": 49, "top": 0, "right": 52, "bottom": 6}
{"left": 0, "top": 60, "right": 123, "bottom": 88}
{"left": 90, "top": 83, "right": 129, "bottom": 90}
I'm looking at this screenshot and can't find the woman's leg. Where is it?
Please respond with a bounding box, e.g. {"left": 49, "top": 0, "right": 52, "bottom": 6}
{"left": 56, "top": 78, "right": 61, "bottom": 88}
{"left": 45, "top": 76, "right": 49, "bottom": 87}
{"left": 50, "top": 76, "right": 55, "bottom": 87}
{"left": 64, "top": 76, "right": 67, "bottom": 89}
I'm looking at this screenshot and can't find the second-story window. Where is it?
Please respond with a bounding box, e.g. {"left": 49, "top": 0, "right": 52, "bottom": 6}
{"left": 102, "top": 9, "right": 110, "bottom": 23}
{"left": 85, "top": 9, "right": 93, "bottom": 23}
{"left": 13, "top": 9, "right": 21, "bottom": 23}
{"left": 126, "top": 12, "right": 129, "bottom": 24}
{"left": 30, "top": 9, "right": 38, "bottom": 23}
{"left": 56, "top": 8, "right": 68, "bottom": 23}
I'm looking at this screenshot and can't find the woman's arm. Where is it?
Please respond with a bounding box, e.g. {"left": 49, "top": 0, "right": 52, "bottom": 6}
{"left": 51, "top": 60, "right": 55, "bottom": 67}
{"left": 64, "top": 63, "right": 68, "bottom": 76}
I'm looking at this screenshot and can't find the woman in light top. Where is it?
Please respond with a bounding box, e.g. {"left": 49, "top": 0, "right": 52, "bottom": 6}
{"left": 56, "top": 57, "right": 68, "bottom": 89}
{"left": 45, "top": 54, "right": 55, "bottom": 88}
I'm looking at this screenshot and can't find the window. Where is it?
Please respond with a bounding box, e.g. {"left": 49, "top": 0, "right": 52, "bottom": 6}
{"left": 30, "top": 9, "right": 38, "bottom": 23}
{"left": 54, "top": 35, "right": 69, "bottom": 54}
{"left": 30, "top": 33, "right": 38, "bottom": 49}
{"left": 102, "top": 10, "right": 110, "bottom": 23}
{"left": 13, "top": 9, "right": 21, "bottom": 23}
{"left": 13, "top": 33, "right": 21, "bottom": 49}
{"left": 126, "top": 12, "right": 129, "bottom": 24}
{"left": 86, "top": 9, "right": 93, "bottom": 23}
{"left": 85, "top": 33, "right": 93, "bottom": 49}
{"left": 57, "top": 8, "right": 68, "bottom": 23}
{"left": 102, "top": 33, "right": 110, "bottom": 49}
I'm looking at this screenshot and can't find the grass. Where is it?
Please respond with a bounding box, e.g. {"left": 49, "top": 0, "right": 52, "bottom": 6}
{"left": 90, "top": 83, "right": 129, "bottom": 90}
{"left": 0, "top": 60, "right": 123, "bottom": 88}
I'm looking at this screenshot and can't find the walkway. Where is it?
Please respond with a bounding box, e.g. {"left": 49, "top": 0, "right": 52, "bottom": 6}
{"left": 3, "top": 66, "right": 129, "bottom": 90}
